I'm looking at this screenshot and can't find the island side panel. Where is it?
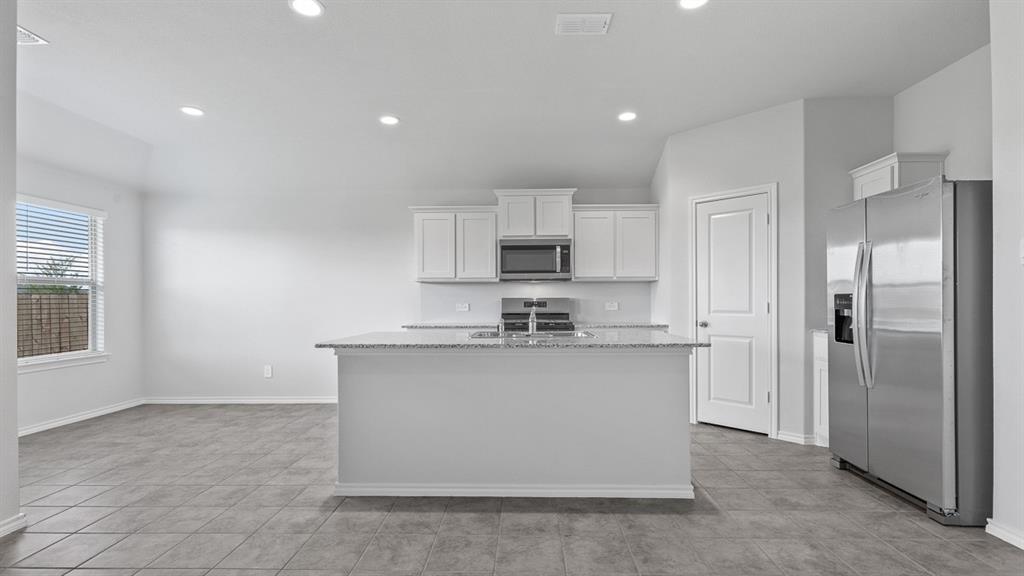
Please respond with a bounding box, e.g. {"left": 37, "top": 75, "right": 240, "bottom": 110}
{"left": 335, "top": 349, "right": 692, "bottom": 498}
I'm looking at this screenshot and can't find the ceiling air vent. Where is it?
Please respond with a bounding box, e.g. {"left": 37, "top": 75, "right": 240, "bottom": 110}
{"left": 555, "top": 13, "right": 612, "bottom": 36}
{"left": 17, "top": 26, "right": 49, "bottom": 46}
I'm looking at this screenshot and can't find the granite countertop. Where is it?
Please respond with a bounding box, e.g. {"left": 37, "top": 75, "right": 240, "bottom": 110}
{"left": 401, "top": 322, "right": 671, "bottom": 330}
{"left": 316, "top": 328, "right": 707, "bottom": 350}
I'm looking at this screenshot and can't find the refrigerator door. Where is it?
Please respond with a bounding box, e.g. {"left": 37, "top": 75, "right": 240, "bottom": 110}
{"left": 826, "top": 200, "right": 868, "bottom": 470}
{"left": 864, "top": 178, "right": 948, "bottom": 507}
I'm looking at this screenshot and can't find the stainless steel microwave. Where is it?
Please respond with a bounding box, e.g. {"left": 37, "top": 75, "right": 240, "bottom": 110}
{"left": 499, "top": 239, "right": 572, "bottom": 281}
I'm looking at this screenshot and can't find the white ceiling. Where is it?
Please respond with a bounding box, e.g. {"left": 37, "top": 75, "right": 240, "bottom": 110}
{"left": 16, "top": 0, "right": 990, "bottom": 196}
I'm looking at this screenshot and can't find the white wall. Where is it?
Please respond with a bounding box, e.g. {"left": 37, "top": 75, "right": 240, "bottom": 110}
{"left": 17, "top": 93, "right": 152, "bottom": 189}
{"left": 803, "top": 97, "right": 894, "bottom": 428}
{"left": 652, "top": 98, "right": 893, "bottom": 440}
{"left": 15, "top": 95, "right": 149, "bottom": 434}
{"left": 988, "top": 0, "right": 1024, "bottom": 550}
{"left": 894, "top": 45, "right": 993, "bottom": 180}
{"left": 0, "top": 0, "right": 23, "bottom": 536}
{"left": 651, "top": 100, "right": 808, "bottom": 437}
{"left": 142, "top": 188, "right": 653, "bottom": 401}
{"left": 15, "top": 158, "right": 145, "bottom": 433}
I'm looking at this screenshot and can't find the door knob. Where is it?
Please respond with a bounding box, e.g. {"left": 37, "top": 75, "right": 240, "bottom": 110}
{"left": 698, "top": 321, "right": 709, "bottom": 328}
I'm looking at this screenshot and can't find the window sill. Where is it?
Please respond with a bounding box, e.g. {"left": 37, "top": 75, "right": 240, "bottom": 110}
{"left": 18, "top": 352, "right": 111, "bottom": 374}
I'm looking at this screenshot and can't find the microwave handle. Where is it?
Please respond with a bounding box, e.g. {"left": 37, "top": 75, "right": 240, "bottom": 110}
{"left": 555, "top": 247, "right": 562, "bottom": 272}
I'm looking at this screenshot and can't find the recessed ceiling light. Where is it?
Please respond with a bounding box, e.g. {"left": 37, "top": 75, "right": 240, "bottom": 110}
{"left": 618, "top": 111, "right": 638, "bottom": 122}
{"left": 379, "top": 115, "right": 400, "bottom": 126}
{"left": 180, "top": 106, "right": 205, "bottom": 117}
{"left": 679, "top": 0, "right": 709, "bottom": 9}
{"left": 290, "top": 0, "right": 325, "bottom": 18}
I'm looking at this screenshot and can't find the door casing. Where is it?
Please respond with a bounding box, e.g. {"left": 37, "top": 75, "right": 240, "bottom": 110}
{"left": 689, "top": 183, "right": 779, "bottom": 439}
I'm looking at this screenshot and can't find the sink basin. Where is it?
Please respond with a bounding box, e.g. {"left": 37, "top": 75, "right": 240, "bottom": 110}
{"left": 470, "top": 330, "right": 596, "bottom": 340}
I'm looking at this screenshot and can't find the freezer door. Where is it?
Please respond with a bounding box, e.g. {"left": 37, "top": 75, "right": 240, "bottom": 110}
{"left": 865, "top": 178, "right": 947, "bottom": 507}
{"left": 826, "top": 200, "right": 867, "bottom": 470}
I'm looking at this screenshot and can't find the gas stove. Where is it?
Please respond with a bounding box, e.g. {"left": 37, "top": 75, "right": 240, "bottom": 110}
{"left": 500, "top": 297, "right": 575, "bottom": 333}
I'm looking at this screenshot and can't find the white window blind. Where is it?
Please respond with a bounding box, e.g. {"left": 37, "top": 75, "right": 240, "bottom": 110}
{"left": 16, "top": 198, "right": 105, "bottom": 359}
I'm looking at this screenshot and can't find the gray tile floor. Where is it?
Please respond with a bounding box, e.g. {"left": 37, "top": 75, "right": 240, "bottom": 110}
{"left": 2, "top": 404, "right": 1022, "bottom": 575}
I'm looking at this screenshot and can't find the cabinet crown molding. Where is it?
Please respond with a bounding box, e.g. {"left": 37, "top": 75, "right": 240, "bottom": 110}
{"left": 494, "top": 188, "right": 576, "bottom": 198}
{"left": 849, "top": 152, "right": 948, "bottom": 178}
{"left": 573, "top": 204, "right": 659, "bottom": 212}
{"left": 409, "top": 205, "right": 497, "bottom": 213}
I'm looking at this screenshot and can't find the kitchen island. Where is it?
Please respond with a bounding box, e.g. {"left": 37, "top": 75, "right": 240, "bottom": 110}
{"left": 316, "top": 329, "right": 706, "bottom": 499}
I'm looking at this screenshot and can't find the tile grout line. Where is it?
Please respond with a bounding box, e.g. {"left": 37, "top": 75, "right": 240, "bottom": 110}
{"left": 613, "top": 508, "right": 643, "bottom": 576}
{"left": 750, "top": 537, "right": 800, "bottom": 576}
{"left": 556, "top": 505, "right": 569, "bottom": 576}
{"left": 418, "top": 498, "right": 450, "bottom": 576}
{"left": 20, "top": 530, "right": 130, "bottom": 571}
{"left": 346, "top": 497, "right": 397, "bottom": 576}
{"left": 865, "top": 530, "right": 942, "bottom": 576}
{"left": 491, "top": 497, "right": 503, "bottom": 576}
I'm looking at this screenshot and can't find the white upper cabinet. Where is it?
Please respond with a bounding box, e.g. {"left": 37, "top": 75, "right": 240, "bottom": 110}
{"left": 850, "top": 153, "right": 947, "bottom": 200}
{"left": 495, "top": 189, "right": 575, "bottom": 238}
{"left": 615, "top": 211, "right": 658, "bottom": 279}
{"left": 455, "top": 212, "right": 497, "bottom": 280}
{"left": 535, "top": 195, "right": 573, "bottom": 236}
{"left": 414, "top": 212, "right": 455, "bottom": 280}
{"left": 412, "top": 208, "right": 497, "bottom": 282}
{"left": 573, "top": 211, "right": 615, "bottom": 279}
{"left": 571, "top": 206, "right": 658, "bottom": 282}
{"left": 497, "top": 195, "right": 535, "bottom": 237}
{"left": 412, "top": 197, "right": 656, "bottom": 283}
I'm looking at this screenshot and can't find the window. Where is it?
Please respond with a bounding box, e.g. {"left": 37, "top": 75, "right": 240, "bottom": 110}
{"left": 16, "top": 197, "right": 105, "bottom": 361}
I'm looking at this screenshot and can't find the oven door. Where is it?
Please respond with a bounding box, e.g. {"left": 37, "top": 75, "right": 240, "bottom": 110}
{"left": 499, "top": 239, "right": 571, "bottom": 281}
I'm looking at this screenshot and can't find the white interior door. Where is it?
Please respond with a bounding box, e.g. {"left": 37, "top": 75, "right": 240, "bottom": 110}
{"left": 695, "top": 193, "right": 771, "bottom": 433}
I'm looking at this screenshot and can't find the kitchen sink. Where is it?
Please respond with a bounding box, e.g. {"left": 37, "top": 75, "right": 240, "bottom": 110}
{"left": 470, "top": 330, "right": 596, "bottom": 339}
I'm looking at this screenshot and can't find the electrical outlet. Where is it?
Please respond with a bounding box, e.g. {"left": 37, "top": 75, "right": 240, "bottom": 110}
{"left": 263, "top": 365, "right": 273, "bottom": 379}
{"left": 455, "top": 303, "right": 471, "bottom": 312}
{"left": 604, "top": 301, "right": 620, "bottom": 311}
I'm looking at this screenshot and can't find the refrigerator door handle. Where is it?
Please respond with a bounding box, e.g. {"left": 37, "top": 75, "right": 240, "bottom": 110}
{"left": 859, "top": 241, "right": 875, "bottom": 388}
{"left": 852, "top": 241, "right": 868, "bottom": 388}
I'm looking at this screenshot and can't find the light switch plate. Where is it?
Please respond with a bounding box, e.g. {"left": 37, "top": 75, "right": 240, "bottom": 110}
{"left": 263, "top": 365, "right": 273, "bottom": 379}
{"left": 456, "top": 303, "right": 471, "bottom": 312}
{"left": 604, "top": 301, "right": 619, "bottom": 311}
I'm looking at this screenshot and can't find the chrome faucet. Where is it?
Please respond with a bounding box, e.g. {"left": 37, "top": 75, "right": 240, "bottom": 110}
{"left": 528, "top": 306, "right": 538, "bottom": 335}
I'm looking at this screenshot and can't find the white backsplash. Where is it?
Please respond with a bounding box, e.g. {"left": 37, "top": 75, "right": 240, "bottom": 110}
{"left": 418, "top": 282, "right": 652, "bottom": 324}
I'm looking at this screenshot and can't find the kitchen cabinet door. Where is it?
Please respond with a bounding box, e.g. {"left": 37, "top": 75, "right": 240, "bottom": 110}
{"left": 414, "top": 212, "right": 455, "bottom": 279}
{"left": 498, "top": 196, "right": 535, "bottom": 237}
{"left": 456, "top": 212, "right": 496, "bottom": 279}
{"left": 615, "top": 211, "right": 658, "bottom": 279}
{"left": 573, "top": 211, "right": 615, "bottom": 279}
{"left": 535, "top": 195, "right": 572, "bottom": 237}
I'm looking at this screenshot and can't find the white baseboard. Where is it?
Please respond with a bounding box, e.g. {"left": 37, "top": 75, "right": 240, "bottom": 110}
{"left": 145, "top": 396, "right": 337, "bottom": 405}
{"left": 18, "top": 398, "right": 146, "bottom": 436}
{"left": 776, "top": 430, "right": 817, "bottom": 446}
{"left": 815, "top": 433, "right": 829, "bottom": 448}
{"left": 19, "top": 396, "right": 337, "bottom": 436}
{"left": 336, "top": 482, "right": 695, "bottom": 499}
{"left": 0, "top": 512, "right": 27, "bottom": 538}
{"left": 986, "top": 518, "right": 1024, "bottom": 550}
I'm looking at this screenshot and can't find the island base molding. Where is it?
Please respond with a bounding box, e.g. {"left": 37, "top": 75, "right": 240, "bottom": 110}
{"left": 335, "top": 482, "right": 695, "bottom": 499}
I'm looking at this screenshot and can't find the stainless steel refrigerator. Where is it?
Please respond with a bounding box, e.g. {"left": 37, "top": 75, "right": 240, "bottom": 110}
{"left": 826, "top": 177, "right": 992, "bottom": 526}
